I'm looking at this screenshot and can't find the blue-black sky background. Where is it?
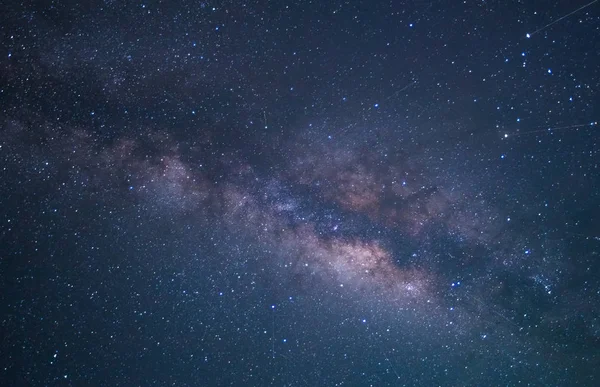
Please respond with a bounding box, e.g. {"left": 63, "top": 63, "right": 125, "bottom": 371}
{"left": 1, "top": 0, "right": 599, "bottom": 385}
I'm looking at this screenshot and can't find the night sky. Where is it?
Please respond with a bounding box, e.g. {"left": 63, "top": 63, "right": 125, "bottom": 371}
{"left": 1, "top": 1, "right": 599, "bottom": 386}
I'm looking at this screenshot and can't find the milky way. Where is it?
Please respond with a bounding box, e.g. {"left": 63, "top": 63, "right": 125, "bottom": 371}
{"left": 2, "top": 1, "right": 599, "bottom": 386}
